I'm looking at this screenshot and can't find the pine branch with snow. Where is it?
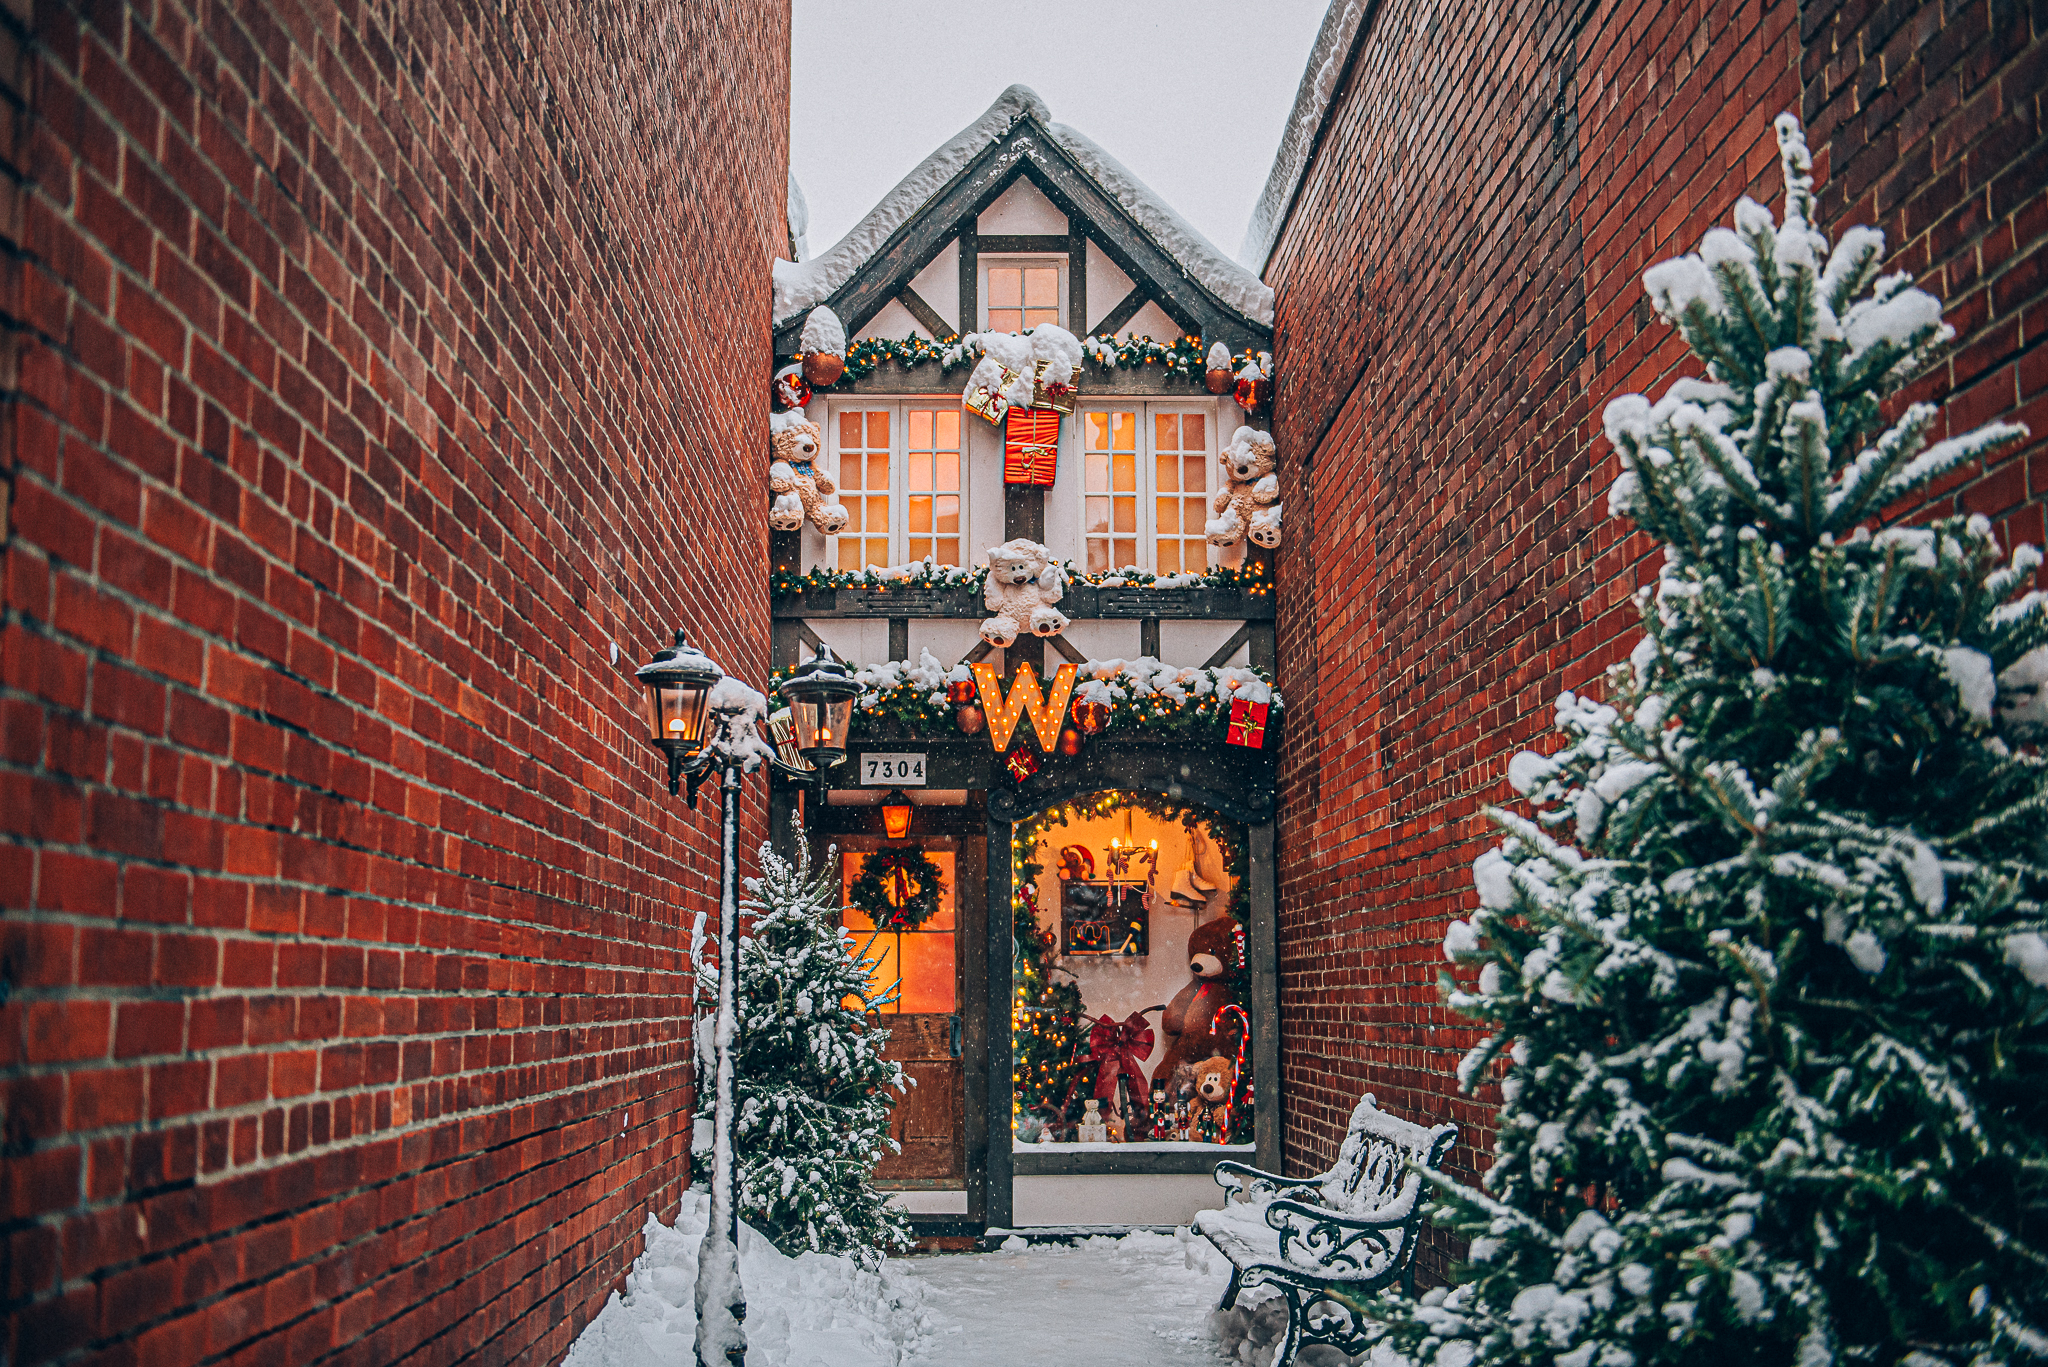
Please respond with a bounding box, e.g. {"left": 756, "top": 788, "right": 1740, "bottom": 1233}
{"left": 699, "top": 826, "right": 913, "bottom": 1266}
{"left": 1370, "top": 115, "right": 2047, "bottom": 1367}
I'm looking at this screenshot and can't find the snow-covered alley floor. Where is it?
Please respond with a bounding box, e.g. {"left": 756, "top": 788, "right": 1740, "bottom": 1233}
{"left": 563, "top": 1193, "right": 1320, "bottom": 1367}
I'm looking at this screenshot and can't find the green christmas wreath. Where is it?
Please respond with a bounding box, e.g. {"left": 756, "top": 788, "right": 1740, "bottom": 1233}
{"left": 847, "top": 848, "right": 945, "bottom": 932}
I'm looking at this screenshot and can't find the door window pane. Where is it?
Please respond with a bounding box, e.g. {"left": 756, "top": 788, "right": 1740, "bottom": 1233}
{"left": 833, "top": 409, "right": 892, "bottom": 571}
{"left": 985, "top": 264, "right": 1061, "bottom": 333}
{"left": 843, "top": 851, "right": 956, "bottom": 1014}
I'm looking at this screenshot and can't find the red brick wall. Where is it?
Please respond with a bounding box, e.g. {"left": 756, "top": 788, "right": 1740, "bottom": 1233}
{"left": 0, "top": 1, "right": 789, "bottom": 1362}
{"left": 1264, "top": 0, "right": 2044, "bottom": 1285}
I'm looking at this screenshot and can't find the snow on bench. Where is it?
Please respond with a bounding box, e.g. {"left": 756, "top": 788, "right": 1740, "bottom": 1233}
{"left": 1192, "top": 1093, "right": 1456, "bottom": 1367}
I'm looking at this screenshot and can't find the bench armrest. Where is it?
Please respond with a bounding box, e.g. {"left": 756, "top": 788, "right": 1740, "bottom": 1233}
{"left": 1264, "top": 1197, "right": 1416, "bottom": 1284}
{"left": 1212, "top": 1159, "right": 1326, "bottom": 1203}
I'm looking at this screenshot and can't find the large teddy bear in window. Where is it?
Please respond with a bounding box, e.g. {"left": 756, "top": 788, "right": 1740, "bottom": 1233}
{"left": 1204, "top": 426, "right": 1282, "bottom": 550}
{"left": 979, "top": 538, "right": 1070, "bottom": 646}
{"left": 768, "top": 411, "right": 848, "bottom": 534}
{"left": 1151, "top": 917, "right": 1242, "bottom": 1088}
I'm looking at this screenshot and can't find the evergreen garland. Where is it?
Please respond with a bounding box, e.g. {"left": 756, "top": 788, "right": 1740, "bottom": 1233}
{"left": 706, "top": 829, "right": 914, "bottom": 1266}
{"left": 1370, "top": 116, "right": 2046, "bottom": 1367}
{"left": 846, "top": 847, "right": 945, "bottom": 932}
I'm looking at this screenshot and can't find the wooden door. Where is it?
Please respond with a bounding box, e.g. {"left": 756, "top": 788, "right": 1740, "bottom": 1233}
{"left": 841, "top": 846, "right": 964, "bottom": 1185}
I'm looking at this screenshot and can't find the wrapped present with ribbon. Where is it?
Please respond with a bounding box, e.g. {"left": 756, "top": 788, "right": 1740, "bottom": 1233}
{"left": 1226, "top": 696, "right": 1270, "bottom": 748}
{"left": 1005, "top": 745, "right": 1040, "bottom": 782}
{"left": 1003, "top": 407, "right": 1061, "bottom": 486}
{"left": 964, "top": 368, "right": 1013, "bottom": 425}
{"left": 1031, "top": 359, "right": 1077, "bottom": 414}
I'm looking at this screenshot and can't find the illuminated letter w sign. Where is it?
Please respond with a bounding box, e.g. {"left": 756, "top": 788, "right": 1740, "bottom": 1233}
{"left": 968, "top": 662, "right": 1078, "bottom": 751}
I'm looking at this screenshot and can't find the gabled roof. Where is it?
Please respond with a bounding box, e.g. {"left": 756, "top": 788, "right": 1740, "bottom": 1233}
{"left": 772, "top": 85, "right": 1274, "bottom": 355}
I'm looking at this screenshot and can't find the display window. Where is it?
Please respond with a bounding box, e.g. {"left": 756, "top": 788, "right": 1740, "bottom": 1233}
{"left": 1011, "top": 793, "right": 1254, "bottom": 1150}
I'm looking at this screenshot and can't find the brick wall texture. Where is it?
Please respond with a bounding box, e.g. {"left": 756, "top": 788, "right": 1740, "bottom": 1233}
{"left": 1264, "top": 0, "right": 2046, "bottom": 1285}
{"left": 0, "top": 1, "right": 789, "bottom": 1362}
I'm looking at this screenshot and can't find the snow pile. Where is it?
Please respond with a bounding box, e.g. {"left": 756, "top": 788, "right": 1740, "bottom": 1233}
{"left": 853, "top": 649, "right": 971, "bottom": 709}
{"left": 1076, "top": 657, "right": 1279, "bottom": 708}
{"left": 563, "top": 1194, "right": 939, "bottom": 1367}
{"left": 799, "top": 306, "right": 845, "bottom": 355}
{"left": 774, "top": 85, "right": 1272, "bottom": 327}
{"left": 1241, "top": 0, "right": 1373, "bottom": 271}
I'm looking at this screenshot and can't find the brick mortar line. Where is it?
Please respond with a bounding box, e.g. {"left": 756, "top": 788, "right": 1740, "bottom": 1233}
{"left": 12, "top": 1075, "right": 691, "bottom": 1354}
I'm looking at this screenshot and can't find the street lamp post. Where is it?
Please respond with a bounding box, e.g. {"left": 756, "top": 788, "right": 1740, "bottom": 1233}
{"left": 632, "top": 632, "right": 856, "bottom": 1367}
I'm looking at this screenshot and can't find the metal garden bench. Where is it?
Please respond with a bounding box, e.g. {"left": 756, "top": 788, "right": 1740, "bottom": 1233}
{"left": 1193, "top": 1093, "right": 1457, "bottom": 1367}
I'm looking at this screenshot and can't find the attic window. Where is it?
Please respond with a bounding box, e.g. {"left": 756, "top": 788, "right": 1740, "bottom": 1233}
{"left": 984, "top": 261, "right": 1060, "bottom": 332}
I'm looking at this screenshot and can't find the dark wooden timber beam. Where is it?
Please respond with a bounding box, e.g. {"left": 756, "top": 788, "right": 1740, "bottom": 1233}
{"left": 897, "top": 286, "right": 954, "bottom": 340}
{"left": 1090, "top": 286, "right": 1150, "bottom": 339}
{"left": 975, "top": 233, "right": 1071, "bottom": 254}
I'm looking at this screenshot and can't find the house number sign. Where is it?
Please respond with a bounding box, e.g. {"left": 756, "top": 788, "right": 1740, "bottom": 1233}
{"left": 861, "top": 753, "right": 927, "bottom": 786}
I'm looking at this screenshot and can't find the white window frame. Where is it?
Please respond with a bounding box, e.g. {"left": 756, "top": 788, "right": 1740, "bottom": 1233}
{"left": 824, "top": 397, "right": 971, "bottom": 570}
{"left": 1073, "top": 400, "right": 1219, "bottom": 575}
{"left": 978, "top": 255, "right": 1066, "bottom": 333}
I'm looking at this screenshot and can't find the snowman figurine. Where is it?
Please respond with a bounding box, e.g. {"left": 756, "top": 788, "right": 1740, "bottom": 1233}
{"left": 1077, "top": 1098, "right": 1109, "bottom": 1143}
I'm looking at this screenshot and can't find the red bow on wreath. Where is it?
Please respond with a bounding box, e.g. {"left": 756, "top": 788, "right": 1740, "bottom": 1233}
{"left": 1085, "top": 1012, "right": 1155, "bottom": 1104}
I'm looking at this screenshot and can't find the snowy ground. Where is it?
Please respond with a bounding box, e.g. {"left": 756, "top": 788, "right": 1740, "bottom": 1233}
{"left": 563, "top": 1197, "right": 1370, "bottom": 1367}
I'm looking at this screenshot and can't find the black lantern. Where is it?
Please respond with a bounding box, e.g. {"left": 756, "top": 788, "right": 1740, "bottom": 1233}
{"left": 780, "top": 644, "right": 859, "bottom": 768}
{"left": 636, "top": 629, "right": 724, "bottom": 793}
{"left": 880, "top": 788, "right": 913, "bottom": 841}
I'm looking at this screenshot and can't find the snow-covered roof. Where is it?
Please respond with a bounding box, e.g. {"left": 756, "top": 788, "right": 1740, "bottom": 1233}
{"left": 773, "top": 84, "right": 1274, "bottom": 329}
{"left": 1240, "top": 0, "right": 1370, "bottom": 274}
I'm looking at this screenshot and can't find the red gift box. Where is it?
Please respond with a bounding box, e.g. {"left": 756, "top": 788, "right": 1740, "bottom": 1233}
{"left": 1005, "top": 746, "right": 1041, "bottom": 782}
{"left": 1226, "top": 697, "right": 1269, "bottom": 748}
{"left": 1003, "top": 408, "right": 1060, "bottom": 486}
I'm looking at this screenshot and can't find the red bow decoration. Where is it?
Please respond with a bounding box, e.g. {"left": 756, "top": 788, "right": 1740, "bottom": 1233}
{"left": 1086, "top": 1012, "right": 1155, "bottom": 1103}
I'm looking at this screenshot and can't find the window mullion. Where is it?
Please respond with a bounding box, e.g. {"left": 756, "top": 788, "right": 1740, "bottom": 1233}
{"left": 891, "top": 401, "right": 907, "bottom": 565}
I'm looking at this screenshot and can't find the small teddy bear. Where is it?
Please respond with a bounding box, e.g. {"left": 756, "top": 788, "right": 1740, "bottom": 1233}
{"left": 1189, "top": 1056, "right": 1237, "bottom": 1142}
{"left": 979, "top": 538, "right": 1070, "bottom": 645}
{"left": 1205, "top": 426, "right": 1282, "bottom": 550}
{"left": 768, "top": 412, "right": 848, "bottom": 535}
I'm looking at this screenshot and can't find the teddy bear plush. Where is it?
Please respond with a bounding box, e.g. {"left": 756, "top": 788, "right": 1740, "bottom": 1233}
{"left": 1204, "top": 426, "right": 1282, "bottom": 550}
{"left": 1190, "top": 1055, "right": 1237, "bottom": 1143}
{"left": 768, "top": 413, "right": 848, "bottom": 535}
{"left": 1150, "top": 917, "right": 1242, "bottom": 1087}
{"left": 979, "top": 538, "right": 1070, "bottom": 645}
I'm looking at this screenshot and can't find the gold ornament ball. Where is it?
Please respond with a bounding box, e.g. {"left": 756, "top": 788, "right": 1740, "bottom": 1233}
{"left": 1057, "top": 726, "right": 1083, "bottom": 757}
{"left": 955, "top": 704, "right": 985, "bottom": 736}
{"left": 1205, "top": 366, "right": 1233, "bottom": 394}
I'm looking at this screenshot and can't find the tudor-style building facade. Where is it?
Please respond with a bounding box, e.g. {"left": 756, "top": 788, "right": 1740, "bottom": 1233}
{"left": 763, "top": 86, "right": 1286, "bottom": 1235}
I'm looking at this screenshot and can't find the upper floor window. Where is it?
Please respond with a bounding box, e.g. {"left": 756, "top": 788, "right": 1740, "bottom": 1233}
{"left": 983, "top": 259, "right": 1061, "bottom": 333}
{"left": 1080, "top": 405, "right": 1212, "bottom": 574}
{"left": 831, "top": 402, "right": 966, "bottom": 570}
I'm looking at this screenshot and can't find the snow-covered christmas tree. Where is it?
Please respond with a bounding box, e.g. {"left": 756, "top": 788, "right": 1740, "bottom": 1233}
{"left": 700, "top": 829, "right": 913, "bottom": 1265}
{"left": 1377, "top": 115, "right": 2048, "bottom": 1367}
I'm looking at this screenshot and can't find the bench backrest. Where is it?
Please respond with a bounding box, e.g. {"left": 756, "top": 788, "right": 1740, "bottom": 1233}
{"left": 1319, "top": 1093, "right": 1458, "bottom": 1217}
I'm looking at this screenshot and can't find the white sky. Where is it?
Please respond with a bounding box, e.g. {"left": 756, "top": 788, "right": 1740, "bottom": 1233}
{"left": 788, "top": 0, "right": 1330, "bottom": 269}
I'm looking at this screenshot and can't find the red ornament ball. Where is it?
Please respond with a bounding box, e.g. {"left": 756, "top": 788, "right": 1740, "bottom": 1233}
{"left": 955, "top": 704, "right": 985, "bottom": 736}
{"left": 1071, "top": 697, "right": 1110, "bottom": 735}
{"left": 1057, "top": 726, "right": 1083, "bottom": 756}
{"left": 947, "top": 678, "right": 978, "bottom": 706}
{"left": 801, "top": 351, "right": 845, "bottom": 387}
{"left": 774, "top": 364, "right": 811, "bottom": 410}
{"left": 1205, "top": 366, "right": 1234, "bottom": 395}
{"left": 1234, "top": 374, "right": 1271, "bottom": 411}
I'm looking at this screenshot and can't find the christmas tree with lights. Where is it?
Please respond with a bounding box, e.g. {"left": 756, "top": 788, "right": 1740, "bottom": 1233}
{"left": 1011, "top": 853, "right": 1087, "bottom": 1135}
{"left": 1374, "top": 115, "right": 2048, "bottom": 1367}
